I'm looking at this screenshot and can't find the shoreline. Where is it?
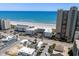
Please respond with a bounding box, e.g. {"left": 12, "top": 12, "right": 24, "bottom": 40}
{"left": 10, "top": 21, "right": 56, "bottom": 29}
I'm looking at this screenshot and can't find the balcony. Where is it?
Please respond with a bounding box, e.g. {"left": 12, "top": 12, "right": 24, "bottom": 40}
{"left": 61, "top": 29, "right": 66, "bottom": 34}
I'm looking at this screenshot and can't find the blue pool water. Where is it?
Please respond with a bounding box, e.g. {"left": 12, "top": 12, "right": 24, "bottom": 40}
{"left": 0, "top": 11, "right": 57, "bottom": 24}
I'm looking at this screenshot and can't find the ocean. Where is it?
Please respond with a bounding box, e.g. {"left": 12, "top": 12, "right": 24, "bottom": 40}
{"left": 0, "top": 11, "right": 57, "bottom": 24}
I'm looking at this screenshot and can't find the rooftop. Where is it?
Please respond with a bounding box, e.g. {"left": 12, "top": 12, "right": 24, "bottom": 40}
{"left": 18, "top": 47, "right": 35, "bottom": 55}
{"left": 75, "top": 40, "right": 79, "bottom": 49}
{"left": 20, "top": 39, "right": 28, "bottom": 43}
{"left": 2, "top": 35, "right": 16, "bottom": 41}
{"left": 37, "top": 41, "right": 43, "bottom": 48}
{"left": 54, "top": 44, "right": 64, "bottom": 52}
{"left": 16, "top": 24, "right": 29, "bottom": 28}
{"left": 26, "top": 27, "right": 37, "bottom": 31}
{"left": 44, "top": 28, "right": 52, "bottom": 33}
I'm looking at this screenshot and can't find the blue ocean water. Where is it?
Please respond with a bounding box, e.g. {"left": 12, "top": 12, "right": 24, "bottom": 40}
{"left": 0, "top": 11, "right": 57, "bottom": 24}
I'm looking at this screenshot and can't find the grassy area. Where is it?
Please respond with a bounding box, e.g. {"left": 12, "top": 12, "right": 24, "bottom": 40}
{"left": 11, "top": 25, "right": 16, "bottom": 29}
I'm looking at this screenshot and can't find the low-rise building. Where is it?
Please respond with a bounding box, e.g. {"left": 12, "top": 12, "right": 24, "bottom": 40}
{"left": 18, "top": 47, "right": 36, "bottom": 56}
{"left": 37, "top": 41, "right": 43, "bottom": 49}
{"left": 15, "top": 24, "right": 53, "bottom": 38}
{"left": 2, "top": 35, "right": 17, "bottom": 44}
{"left": 36, "top": 28, "right": 45, "bottom": 33}
{"left": 44, "top": 29, "right": 53, "bottom": 38}
{"left": 72, "top": 31, "right": 79, "bottom": 56}
{"left": 26, "top": 27, "right": 37, "bottom": 35}
{"left": 15, "top": 24, "right": 29, "bottom": 32}
{"left": 20, "top": 39, "right": 31, "bottom": 46}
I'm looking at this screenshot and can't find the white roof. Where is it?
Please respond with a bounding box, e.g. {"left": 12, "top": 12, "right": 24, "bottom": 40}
{"left": 44, "top": 29, "right": 52, "bottom": 33}
{"left": 2, "top": 35, "right": 15, "bottom": 41}
{"left": 20, "top": 39, "right": 28, "bottom": 43}
{"left": 37, "top": 41, "right": 43, "bottom": 48}
{"left": 17, "top": 24, "right": 28, "bottom": 27}
{"left": 26, "top": 27, "right": 37, "bottom": 31}
{"left": 7, "top": 35, "right": 14, "bottom": 38}
{"left": 16, "top": 24, "right": 29, "bottom": 28}
{"left": 75, "top": 40, "right": 79, "bottom": 49}
{"left": 18, "top": 47, "right": 35, "bottom": 55}
{"left": 75, "top": 31, "right": 79, "bottom": 34}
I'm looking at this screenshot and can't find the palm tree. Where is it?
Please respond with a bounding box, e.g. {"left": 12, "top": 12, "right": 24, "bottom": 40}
{"left": 52, "top": 43, "right": 56, "bottom": 55}
{"left": 48, "top": 43, "right": 56, "bottom": 56}
{"left": 48, "top": 46, "right": 53, "bottom": 56}
{"left": 34, "top": 37, "right": 37, "bottom": 43}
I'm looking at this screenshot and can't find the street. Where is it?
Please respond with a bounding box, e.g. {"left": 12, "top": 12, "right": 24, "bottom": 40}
{"left": 0, "top": 40, "right": 21, "bottom": 56}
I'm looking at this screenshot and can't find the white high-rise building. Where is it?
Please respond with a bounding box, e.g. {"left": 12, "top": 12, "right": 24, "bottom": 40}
{"left": 0, "top": 18, "right": 11, "bottom": 30}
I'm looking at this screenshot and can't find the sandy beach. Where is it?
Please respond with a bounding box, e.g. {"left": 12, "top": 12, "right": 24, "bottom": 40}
{"left": 10, "top": 21, "right": 56, "bottom": 29}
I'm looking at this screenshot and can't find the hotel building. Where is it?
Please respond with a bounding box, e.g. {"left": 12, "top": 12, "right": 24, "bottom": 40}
{"left": 0, "top": 18, "right": 11, "bottom": 30}
{"left": 56, "top": 6, "right": 79, "bottom": 42}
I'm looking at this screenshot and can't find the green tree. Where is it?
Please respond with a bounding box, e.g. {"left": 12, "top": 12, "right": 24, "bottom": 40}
{"left": 48, "top": 43, "right": 56, "bottom": 56}
{"left": 52, "top": 43, "right": 56, "bottom": 49}
{"left": 68, "top": 48, "right": 73, "bottom": 56}
{"left": 11, "top": 25, "right": 16, "bottom": 29}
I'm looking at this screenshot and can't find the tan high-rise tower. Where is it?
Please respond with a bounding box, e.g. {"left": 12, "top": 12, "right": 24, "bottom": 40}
{"left": 56, "top": 6, "right": 78, "bottom": 42}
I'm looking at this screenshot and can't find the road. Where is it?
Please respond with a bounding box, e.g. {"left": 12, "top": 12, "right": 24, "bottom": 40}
{"left": 0, "top": 40, "right": 21, "bottom": 56}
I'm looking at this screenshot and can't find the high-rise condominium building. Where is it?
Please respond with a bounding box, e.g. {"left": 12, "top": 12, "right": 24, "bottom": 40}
{"left": 56, "top": 6, "right": 79, "bottom": 42}
{"left": 0, "top": 18, "right": 11, "bottom": 30}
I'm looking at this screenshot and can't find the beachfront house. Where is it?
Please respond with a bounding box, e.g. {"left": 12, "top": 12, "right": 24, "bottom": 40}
{"left": 18, "top": 47, "right": 36, "bottom": 56}
{"left": 44, "top": 29, "right": 53, "bottom": 38}
{"left": 25, "top": 27, "right": 37, "bottom": 35}
{"left": 1, "top": 35, "right": 17, "bottom": 44}
{"left": 36, "top": 28, "right": 45, "bottom": 33}
{"left": 15, "top": 24, "right": 29, "bottom": 32}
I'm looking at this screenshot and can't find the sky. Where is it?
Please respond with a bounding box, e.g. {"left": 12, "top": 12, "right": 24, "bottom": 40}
{"left": 0, "top": 3, "right": 79, "bottom": 11}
